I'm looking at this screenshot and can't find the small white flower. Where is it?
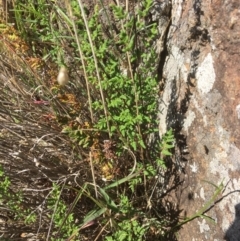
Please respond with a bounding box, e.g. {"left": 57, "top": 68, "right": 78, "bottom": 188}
{"left": 190, "top": 162, "right": 198, "bottom": 173}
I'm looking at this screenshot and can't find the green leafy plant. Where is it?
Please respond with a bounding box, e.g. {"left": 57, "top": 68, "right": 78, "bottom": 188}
{"left": 14, "top": 0, "right": 67, "bottom": 64}
{"left": 46, "top": 183, "right": 79, "bottom": 241}
{"left": 0, "top": 165, "right": 36, "bottom": 225}
{"left": 105, "top": 219, "right": 148, "bottom": 241}
{"left": 104, "top": 194, "right": 148, "bottom": 241}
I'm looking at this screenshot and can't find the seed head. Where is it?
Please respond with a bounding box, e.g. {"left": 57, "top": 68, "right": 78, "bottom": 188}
{"left": 57, "top": 66, "right": 69, "bottom": 86}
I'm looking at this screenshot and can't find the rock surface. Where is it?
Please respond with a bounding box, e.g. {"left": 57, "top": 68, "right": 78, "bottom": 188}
{"left": 158, "top": 0, "right": 240, "bottom": 240}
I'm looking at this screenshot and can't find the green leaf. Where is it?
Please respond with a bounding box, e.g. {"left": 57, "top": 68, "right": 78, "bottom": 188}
{"left": 130, "top": 141, "right": 137, "bottom": 151}
{"left": 104, "top": 171, "right": 141, "bottom": 190}
{"left": 98, "top": 187, "right": 118, "bottom": 212}
{"left": 162, "top": 149, "right": 172, "bottom": 156}
{"left": 139, "top": 139, "right": 146, "bottom": 149}
{"left": 83, "top": 207, "right": 107, "bottom": 225}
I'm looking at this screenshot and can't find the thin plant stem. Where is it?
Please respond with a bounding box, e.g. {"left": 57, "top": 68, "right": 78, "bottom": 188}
{"left": 77, "top": 0, "right": 110, "bottom": 137}
{"left": 46, "top": 179, "right": 67, "bottom": 241}
{"left": 90, "top": 151, "right": 98, "bottom": 198}
{"left": 67, "top": 2, "right": 94, "bottom": 122}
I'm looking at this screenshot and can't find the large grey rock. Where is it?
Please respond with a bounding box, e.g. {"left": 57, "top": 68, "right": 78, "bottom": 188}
{"left": 158, "top": 0, "right": 240, "bottom": 240}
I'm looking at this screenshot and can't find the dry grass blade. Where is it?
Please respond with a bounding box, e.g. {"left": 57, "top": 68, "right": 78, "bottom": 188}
{"left": 77, "top": 0, "right": 110, "bottom": 137}
{"left": 65, "top": 1, "right": 94, "bottom": 123}
{"left": 0, "top": 17, "right": 92, "bottom": 239}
